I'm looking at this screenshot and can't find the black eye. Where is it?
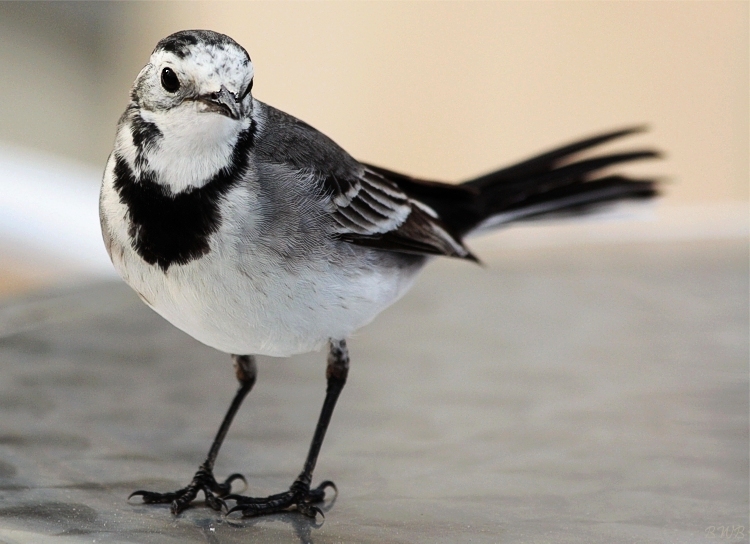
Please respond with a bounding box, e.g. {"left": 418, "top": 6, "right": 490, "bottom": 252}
{"left": 160, "top": 67, "right": 180, "bottom": 93}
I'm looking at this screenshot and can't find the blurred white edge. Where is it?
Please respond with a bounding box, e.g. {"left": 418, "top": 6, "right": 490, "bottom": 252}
{"left": 0, "top": 143, "right": 747, "bottom": 287}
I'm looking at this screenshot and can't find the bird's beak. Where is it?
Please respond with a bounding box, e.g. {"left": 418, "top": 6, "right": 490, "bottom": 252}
{"left": 198, "top": 85, "right": 242, "bottom": 120}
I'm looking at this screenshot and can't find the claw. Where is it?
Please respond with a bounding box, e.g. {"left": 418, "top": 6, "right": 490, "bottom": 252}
{"left": 129, "top": 489, "right": 181, "bottom": 504}
{"left": 129, "top": 469, "right": 246, "bottom": 515}
{"left": 226, "top": 503, "right": 245, "bottom": 517}
{"left": 224, "top": 473, "right": 247, "bottom": 493}
{"left": 314, "top": 480, "right": 337, "bottom": 495}
{"left": 302, "top": 505, "right": 324, "bottom": 519}
{"left": 128, "top": 490, "right": 146, "bottom": 501}
{"left": 226, "top": 479, "right": 335, "bottom": 519}
{"left": 204, "top": 492, "right": 228, "bottom": 513}
{"left": 303, "top": 480, "right": 336, "bottom": 503}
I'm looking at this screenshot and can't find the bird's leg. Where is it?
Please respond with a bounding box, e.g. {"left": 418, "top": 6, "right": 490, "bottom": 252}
{"left": 130, "top": 354, "right": 257, "bottom": 515}
{"left": 227, "top": 339, "right": 348, "bottom": 519}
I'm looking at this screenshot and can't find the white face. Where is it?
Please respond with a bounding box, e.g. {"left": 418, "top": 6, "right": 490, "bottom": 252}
{"left": 123, "top": 31, "right": 256, "bottom": 192}
{"left": 133, "top": 50, "right": 253, "bottom": 118}
{"left": 133, "top": 41, "right": 254, "bottom": 119}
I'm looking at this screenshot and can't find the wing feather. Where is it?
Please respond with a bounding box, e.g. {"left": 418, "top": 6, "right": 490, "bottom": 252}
{"left": 325, "top": 168, "right": 473, "bottom": 259}
{"left": 253, "top": 102, "right": 473, "bottom": 260}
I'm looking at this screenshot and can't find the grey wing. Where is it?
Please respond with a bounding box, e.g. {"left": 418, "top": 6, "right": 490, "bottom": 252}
{"left": 253, "top": 101, "right": 473, "bottom": 260}
{"left": 324, "top": 168, "right": 474, "bottom": 259}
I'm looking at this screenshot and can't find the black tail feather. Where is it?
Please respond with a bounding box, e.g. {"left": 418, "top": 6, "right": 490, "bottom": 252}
{"left": 464, "top": 126, "right": 650, "bottom": 189}
{"left": 474, "top": 151, "right": 660, "bottom": 222}
{"left": 471, "top": 175, "right": 657, "bottom": 233}
{"left": 364, "top": 126, "right": 660, "bottom": 240}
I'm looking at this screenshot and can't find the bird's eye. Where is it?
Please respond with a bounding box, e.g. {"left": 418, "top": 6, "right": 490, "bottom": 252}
{"left": 160, "top": 67, "right": 180, "bottom": 93}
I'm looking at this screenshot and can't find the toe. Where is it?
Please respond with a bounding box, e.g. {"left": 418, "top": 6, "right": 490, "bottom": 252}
{"left": 204, "top": 491, "right": 228, "bottom": 512}
{"left": 216, "top": 472, "right": 246, "bottom": 496}
{"left": 129, "top": 489, "right": 180, "bottom": 504}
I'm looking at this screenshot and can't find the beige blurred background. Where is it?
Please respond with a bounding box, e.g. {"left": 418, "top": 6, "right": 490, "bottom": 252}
{"left": 0, "top": 1, "right": 747, "bottom": 297}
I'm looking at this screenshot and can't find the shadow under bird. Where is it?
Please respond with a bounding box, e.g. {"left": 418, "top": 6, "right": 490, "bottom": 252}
{"left": 99, "top": 30, "right": 659, "bottom": 519}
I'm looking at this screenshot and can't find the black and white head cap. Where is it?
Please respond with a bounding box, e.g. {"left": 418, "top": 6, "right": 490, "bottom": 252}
{"left": 132, "top": 30, "right": 254, "bottom": 119}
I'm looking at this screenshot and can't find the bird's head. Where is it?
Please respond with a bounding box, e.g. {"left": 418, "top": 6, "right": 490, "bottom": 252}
{"left": 119, "top": 30, "right": 255, "bottom": 192}
{"left": 132, "top": 30, "right": 254, "bottom": 122}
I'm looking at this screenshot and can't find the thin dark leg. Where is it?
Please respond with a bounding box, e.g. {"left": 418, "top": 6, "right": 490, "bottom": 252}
{"left": 204, "top": 355, "right": 257, "bottom": 471}
{"left": 130, "top": 354, "right": 257, "bottom": 514}
{"left": 228, "top": 339, "right": 348, "bottom": 518}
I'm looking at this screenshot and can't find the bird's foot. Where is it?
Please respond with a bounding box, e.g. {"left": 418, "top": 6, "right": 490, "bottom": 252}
{"left": 227, "top": 478, "right": 336, "bottom": 518}
{"left": 129, "top": 463, "right": 246, "bottom": 515}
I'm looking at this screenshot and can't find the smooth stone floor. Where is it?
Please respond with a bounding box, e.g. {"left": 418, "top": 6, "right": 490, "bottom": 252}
{"left": 0, "top": 240, "right": 746, "bottom": 544}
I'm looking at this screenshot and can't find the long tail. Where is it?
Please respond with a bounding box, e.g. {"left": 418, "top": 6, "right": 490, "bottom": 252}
{"left": 366, "top": 126, "right": 660, "bottom": 239}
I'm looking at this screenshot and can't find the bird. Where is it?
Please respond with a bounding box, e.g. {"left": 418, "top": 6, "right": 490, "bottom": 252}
{"left": 99, "top": 29, "right": 659, "bottom": 519}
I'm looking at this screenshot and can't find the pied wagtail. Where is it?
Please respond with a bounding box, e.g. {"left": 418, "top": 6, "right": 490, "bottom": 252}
{"left": 100, "top": 30, "right": 659, "bottom": 519}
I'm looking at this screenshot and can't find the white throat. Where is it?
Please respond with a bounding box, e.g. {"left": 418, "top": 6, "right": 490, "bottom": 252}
{"left": 136, "top": 104, "right": 250, "bottom": 193}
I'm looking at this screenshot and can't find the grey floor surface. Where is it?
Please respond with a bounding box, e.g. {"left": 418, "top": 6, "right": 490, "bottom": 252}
{"left": 0, "top": 240, "right": 747, "bottom": 543}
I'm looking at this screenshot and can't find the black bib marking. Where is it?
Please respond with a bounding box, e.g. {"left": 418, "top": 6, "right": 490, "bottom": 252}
{"left": 113, "top": 125, "right": 255, "bottom": 271}
{"left": 130, "top": 112, "right": 163, "bottom": 171}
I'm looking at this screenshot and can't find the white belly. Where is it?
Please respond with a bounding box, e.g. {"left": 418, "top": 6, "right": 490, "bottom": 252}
{"left": 113, "top": 240, "right": 420, "bottom": 357}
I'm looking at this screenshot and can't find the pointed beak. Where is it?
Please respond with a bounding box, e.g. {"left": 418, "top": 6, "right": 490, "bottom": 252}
{"left": 198, "top": 85, "right": 242, "bottom": 119}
